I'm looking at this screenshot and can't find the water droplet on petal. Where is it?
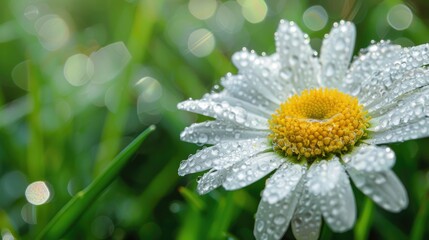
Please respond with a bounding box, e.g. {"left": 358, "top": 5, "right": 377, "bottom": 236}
{"left": 273, "top": 215, "right": 286, "bottom": 225}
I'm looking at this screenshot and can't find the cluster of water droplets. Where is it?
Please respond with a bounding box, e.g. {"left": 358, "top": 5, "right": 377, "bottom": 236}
{"left": 254, "top": 183, "right": 301, "bottom": 240}
{"left": 343, "top": 145, "right": 395, "bottom": 172}
{"left": 262, "top": 162, "right": 306, "bottom": 204}
{"left": 367, "top": 88, "right": 429, "bottom": 144}
{"left": 305, "top": 158, "right": 356, "bottom": 232}
{"left": 320, "top": 20, "right": 355, "bottom": 88}
{"left": 229, "top": 48, "right": 293, "bottom": 105}
{"left": 178, "top": 138, "right": 269, "bottom": 176}
{"left": 367, "top": 68, "right": 429, "bottom": 117}
{"left": 180, "top": 120, "right": 268, "bottom": 145}
{"left": 291, "top": 187, "right": 322, "bottom": 240}
{"left": 371, "top": 118, "right": 429, "bottom": 144}
{"left": 346, "top": 168, "right": 408, "bottom": 212}
{"left": 275, "top": 20, "right": 320, "bottom": 92}
{"left": 343, "top": 41, "right": 402, "bottom": 96}
{"left": 356, "top": 43, "right": 429, "bottom": 107}
{"left": 223, "top": 152, "right": 284, "bottom": 190}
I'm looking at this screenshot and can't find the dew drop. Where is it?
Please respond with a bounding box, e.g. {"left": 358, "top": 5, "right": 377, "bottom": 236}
{"left": 273, "top": 215, "right": 286, "bottom": 225}
{"left": 335, "top": 38, "right": 346, "bottom": 51}
{"left": 256, "top": 219, "right": 264, "bottom": 231}
{"left": 374, "top": 175, "right": 386, "bottom": 184}
{"left": 325, "top": 63, "right": 335, "bottom": 77}
{"left": 198, "top": 134, "right": 208, "bottom": 143}
{"left": 279, "top": 67, "right": 293, "bottom": 80}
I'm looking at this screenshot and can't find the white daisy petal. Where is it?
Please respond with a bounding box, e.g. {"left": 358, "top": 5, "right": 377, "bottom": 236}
{"left": 178, "top": 138, "right": 270, "bottom": 176}
{"left": 291, "top": 187, "right": 322, "bottom": 240}
{"left": 231, "top": 50, "right": 295, "bottom": 103}
{"left": 254, "top": 182, "right": 302, "bottom": 240}
{"left": 347, "top": 168, "right": 408, "bottom": 212}
{"left": 320, "top": 21, "right": 355, "bottom": 88}
{"left": 366, "top": 69, "right": 429, "bottom": 117}
{"left": 357, "top": 44, "right": 429, "bottom": 107}
{"left": 367, "top": 118, "right": 429, "bottom": 144}
{"left": 206, "top": 91, "right": 273, "bottom": 117}
{"left": 262, "top": 161, "right": 306, "bottom": 204}
{"left": 275, "top": 20, "right": 320, "bottom": 91}
{"left": 196, "top": 168, "right": 227, "bottom": 195}
{"left": 368, "top": 86, "right": 429, "bottom": 133}
{"left": 306, "top": 158, "right": 356, "bottom": 232}
{"left": 343, "top": 41, "right": 401, "bottom": 95}
{"left": 222, "top": 73, "right": 281, "bottom": 108}
{"left": 177, "top": 99, "right": 268, "bottom": 129}
{"left": 342, "top": 145, "right": 395, "bottom": 172}
{"left": 222, "top": 152, "right": 283, "bottom": 190}
{"left": 180, "top": 121, "right": 268, "bottom": 145}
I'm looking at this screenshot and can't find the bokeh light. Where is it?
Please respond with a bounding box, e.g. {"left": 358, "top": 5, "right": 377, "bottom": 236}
{"left": 303, "top": 5, "right": 328, "bottom": 31}
{"left": 188, "top": 0, "right": 217, "bottom": 20}
{"left": 1, "top": 230, "right": 15, "bottom": 240}
{"left": 387, "top": 4, "right": 413, "bottom": 31}
{"left": 239, "top": 0, "right": 268, "bottom": 24}
{"left": 136, "top": 76, "right": 163, "bottom": 124}
{"left": 64, "top": 54, "right": 95, "bottom": 86}
{"left": 215, "top": 1, "right": 244, "bottom": 34}
{"left": 34, "top": 14, "right": 70, "bottom": 51}
{"left": 91, "top": 216, "right": 114, "bottom": 239}
{"left": 187, "top": 28, "right": 216, "bottom": 57}
{"left": 89, "top": 42, "right": 131, "bottom": 83}
{"left": 25, "top": 181, "right": 51, "bottom": 206}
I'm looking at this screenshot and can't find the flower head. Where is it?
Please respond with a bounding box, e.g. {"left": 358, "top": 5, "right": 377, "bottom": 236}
{"left": 177, "top": 20, "right": 427, "bottom": 239}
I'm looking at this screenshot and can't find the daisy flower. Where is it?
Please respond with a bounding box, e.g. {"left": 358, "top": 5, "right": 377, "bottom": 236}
{"left": 177, "top": 20, "right": 427, "bottom": 239}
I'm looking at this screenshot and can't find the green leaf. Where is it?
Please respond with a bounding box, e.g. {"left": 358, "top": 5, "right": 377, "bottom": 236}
{"left": 37, "top": 125, "right": 156, "bottom": 240}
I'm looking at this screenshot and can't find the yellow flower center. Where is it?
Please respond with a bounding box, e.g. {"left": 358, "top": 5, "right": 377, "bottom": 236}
{"left": 269, "top": 88, "right": 370, "bottom": 160}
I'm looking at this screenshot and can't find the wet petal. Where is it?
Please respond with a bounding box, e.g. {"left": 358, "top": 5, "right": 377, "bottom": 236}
{"left": 231, "top": 50, "right": 295, "bottom": 103}
{"left": 366, "top": 69, "right": 429, "bottom": 117}
{"left": 367, "top": 118, "right": 429, "bottom": 144}
{"left": 291, "top": 186, "right": 322, "bottom": 240}
{"left": 320, "top": 21, "right": 355, "bottom": 88}
{"left": 306, "top": 158, "right": 356, "bottom": 232}
{"left": 262, "top": 161, "right": 306, "bottom": 204}
{"left": 342, "top": 145, "right": 395, "bottom": 172}
{"left": 357, "top": 44, "right": 429, "bottom": 107}
{"left": 254, "top": 181, "right": 302, "bottom": 240}
{"left": 177, "top": 99, "right": 268, "bottom": 129}
{"left": 206, "top": 91, "right": 273, "bottom": 117}
{"left": 196, "top": 168, "right": 228, "bottom": 195}
{"left": 180, "top": 121, "right": 268, "bottom": 145}
{"left": 367, "top": 86, "right": 429, "bottom": 136}
{"left": 222, "top": 152, "right": 283, "bottom": 190}
{"left": 275, "top": 20, "right": 320, "bottom": 91}
{"left": 221, "top": 73, "right": 281, "bottom": 110}
{"left": 347, "top": 168, "right": 408, "bottom": 212}
{"left": 343, "top": 41, "right": 401, "bottom": 95}
{"left": 178, "top": 138, "right": 270, "bottom": 176}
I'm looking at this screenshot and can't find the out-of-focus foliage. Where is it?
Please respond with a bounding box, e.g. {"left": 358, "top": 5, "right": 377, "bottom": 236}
{"left": 0, "top": 0, "right": 428, "bottom": 239}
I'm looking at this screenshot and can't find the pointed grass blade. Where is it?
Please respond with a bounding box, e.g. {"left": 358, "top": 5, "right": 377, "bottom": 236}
{"left": 37, "top": 125, "right": 156, "bottom": 240}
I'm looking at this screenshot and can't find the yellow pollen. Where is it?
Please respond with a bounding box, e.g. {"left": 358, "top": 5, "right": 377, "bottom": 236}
{"left": 269, "top": 88, "right": 370, "bottom": 160}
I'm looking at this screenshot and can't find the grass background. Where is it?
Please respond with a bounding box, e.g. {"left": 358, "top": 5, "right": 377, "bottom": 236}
{"left": 0, "top": 0, "right": 428, "bottom": 239}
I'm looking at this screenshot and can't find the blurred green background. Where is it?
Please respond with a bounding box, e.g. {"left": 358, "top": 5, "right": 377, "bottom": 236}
{"left": 0, "top": 0, "right": 428, "bottom": 239}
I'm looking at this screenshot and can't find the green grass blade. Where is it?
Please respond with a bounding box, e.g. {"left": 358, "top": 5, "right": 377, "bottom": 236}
{"left": 410, "top": 192, "right": 429, "bottom": 240}
{"left": 355, "top": 199, "right": 374, "bottom": 240}
{"left": 36, "top": 125, "right": 156, "bottom": 240}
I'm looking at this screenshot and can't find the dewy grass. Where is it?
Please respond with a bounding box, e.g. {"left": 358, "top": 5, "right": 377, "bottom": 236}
{"left": 37, "top": 126, "right": 155, "bottom": 240}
